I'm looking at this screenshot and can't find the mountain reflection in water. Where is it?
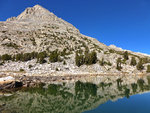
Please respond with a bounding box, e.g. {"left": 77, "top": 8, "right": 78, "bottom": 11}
{"left": 1, "top": 76, "right": 150, "bottom": 113}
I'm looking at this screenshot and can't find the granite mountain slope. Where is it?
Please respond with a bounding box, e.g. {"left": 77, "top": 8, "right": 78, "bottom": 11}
{"left": 0, "top": 5, "right": 150, "bottom": 75}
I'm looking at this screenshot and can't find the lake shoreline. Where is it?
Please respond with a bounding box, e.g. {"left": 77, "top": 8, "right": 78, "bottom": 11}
{"left": 0, "top": 72, "right": 150, "bottom": 91}
{"left": 1, "top": 74, "right": 150, "bottom": 113}
{"left": 0, "top": 71, "right": 149, "bottom": 77}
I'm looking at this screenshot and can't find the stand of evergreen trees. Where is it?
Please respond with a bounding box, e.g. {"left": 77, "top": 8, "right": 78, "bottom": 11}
{"left": 75, "top": 51, "right": 97, "bottom": 67}
{"left": 0, "top": 48, "right": 72, "bottom": 64}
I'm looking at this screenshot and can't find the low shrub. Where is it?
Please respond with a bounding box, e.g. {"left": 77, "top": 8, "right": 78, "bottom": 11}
{"left": 20, "top": 68, "right": 25, "bottom": 72}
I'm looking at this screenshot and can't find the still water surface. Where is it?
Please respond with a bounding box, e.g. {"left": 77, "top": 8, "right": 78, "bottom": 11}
{"left": 0, "top": 76, "right": 150, "bottom": 113}
{"left": 84, "top": 92, "right": 150, "bottom": 113}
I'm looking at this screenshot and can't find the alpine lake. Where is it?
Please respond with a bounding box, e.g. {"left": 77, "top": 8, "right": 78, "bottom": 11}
{"left": 0, "top": 75, "right": 150, "bottom": 113}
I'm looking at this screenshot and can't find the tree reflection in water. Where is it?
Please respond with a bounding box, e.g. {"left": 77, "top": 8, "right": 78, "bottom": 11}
{"left": 1, "top": 76, "right": 150, "bottom": 113}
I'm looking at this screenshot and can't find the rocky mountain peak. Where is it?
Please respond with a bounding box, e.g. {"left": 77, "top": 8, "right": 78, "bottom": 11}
{"left": 6, "top": 4, "right": 78, "bottom": 31}
{"left": 33, "top": 4, "right": 45, "bottom": 9}
{"left": 18, "top": 5, "right": 56, "bottom": 22}
{"left": 7, "top": 5, "right": 57, "bottom": 22}
{"left": 1, "top": 5, "right": 150, "bottom": 75}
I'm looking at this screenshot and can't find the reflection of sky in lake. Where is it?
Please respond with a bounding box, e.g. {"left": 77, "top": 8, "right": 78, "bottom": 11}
{"left": 1, "top": 76, "right": 150, "bottom": 113}
{"left": 84, "top": 92, "right": 150, "bottom": 113}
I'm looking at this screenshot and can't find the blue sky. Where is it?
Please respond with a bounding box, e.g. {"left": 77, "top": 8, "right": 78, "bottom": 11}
{"left": 0, "top": 0, "right": 150, "bottom": 54}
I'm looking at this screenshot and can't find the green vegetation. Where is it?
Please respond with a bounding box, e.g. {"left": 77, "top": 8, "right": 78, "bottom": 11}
{"left": 14, "top": 52, "right": 38, "bottom": 62}
{"left": 47, "top": 84, "right": 62, "bottom": 95}
{"left": 48, "top": 49, "right": 71, "bottom": 63}
{"left": 147, "top": 76, "right": 150, "bottom": 85}
{"left": 75, "top": 51, "right": 97, "bottom": 67}
{"left": 84, "top": 51, "right": 97, "bottom": 65}
{"left": 109, "top": 49, "right": 115, "bottom": 53}
{"left": 136, "top": 59, "right": 144, "bottom": 71}
{"left": 117, "top": 78, "right": 122, "bottom": 87}
{"left": 60, "top": 48, "right": 72, "bottom": 56}
{"left": 147, "top": 65, "right": 150, "bottom": 73}
{"left": 29, "top": 65, "right": 33, "bottom": 69}
{"left": 131, "top": 83, "right": 137, "bottom": 93}
{"left": 75, "top": 53, "right": 84, "bottom": 67}
{"left": 130, "top": 57, "right": 137, "bottom": 66}
{"left": 63, "top": 61, "right": 66, "bottom": 65}
{"left": 99, "top": 58, "right": 105, "bottom": 66}
{"left": 99, "top": 58, "right": 112, "bottom": 66}
{"left": 37, "top": 51, "right": 47, "bottom": 64}
{"left": 137, "top": 79, "right": 145, "bottom": 91}
{"left": 49, "top": 50, "right": 60, "bottom": 62}
{"left": 2, "top": 78, "right": 150, "bottom": 113}
{"left": 0, "top": 51, "right": 47, "bottom": 64}
{"left": 99, "top": 82, "right": 105, "bottom": 90}
{"left": 0, "top": 49, "right": 72, "bottom": 64}
{"left": 116, "top": 58, "right": 122, "bottom": 71}
{"left": 55, "top": 68, "right": 59, "bottom": 71}
{"left": 1, "top": 54, "right": 12, "bottom": 61}
{"left": 30, "top": 38, "right": 36, "bottom": 46}
{"left": 124, "top": 88, "right": 130, "bottom": 98}
{"left": 75, "top": 81, "right": 97, "bottom": 97}
{"left": 140, "top": 57, "right": 150, "bottom": 64}
{"left": 0, "top": 51, "right": 45, "bottom": 64}
{"left": 2, "top": 43, "right": 19, "bottom": 49}
{"left": 116, "top": 78, "right": 123, "bottom": 91}
{"left": 123, "top": 51, "right": 129, "bottom": 60}
{"left": 99, "top": 82, "right": 112, "bottom": 90}
{"left": 20, "top": 68, "right": 25, "bottom": 72}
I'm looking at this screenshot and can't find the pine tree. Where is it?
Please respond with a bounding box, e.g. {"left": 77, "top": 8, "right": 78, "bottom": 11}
{"left": 84, "top": 51, "right": 97, "bottom": 65}
{"left": 130, "top": 57, "right": 137, "bottom": 66}
{"left": 49, "top": 50, "right": 59, "bottom": 62}
{"left": 90, "top": 51, "right": 97, "bottom": 64}
{"left": 123, "top": 51, "right": 129, "bottom": 60}
{"left": 1, "top": 54, "right": 12, "bottom": 61}
{"left": 99, "top": 58, "right": 105, "bottom": 66}
{"left": 37, "top": 52, "right": 47, "bottom": 64}
{"left": 116, "top": 58, "right": 122, "bottom": 71}
{"left": 136, "top": 59, "right": 144, "bottom": 71}
{"left": 75, "top": 52, "right": 84, "bottom": 67}
{"left": 147, "top": 65, "right": 150, "bottom": 73}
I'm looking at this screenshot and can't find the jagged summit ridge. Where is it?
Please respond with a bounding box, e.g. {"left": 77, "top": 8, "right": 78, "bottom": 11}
{"left": 5, "top": 5, "right": 79, "bottom": 33}
{"left": 7, "top": 5, "right": 57, "bottom": 22}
